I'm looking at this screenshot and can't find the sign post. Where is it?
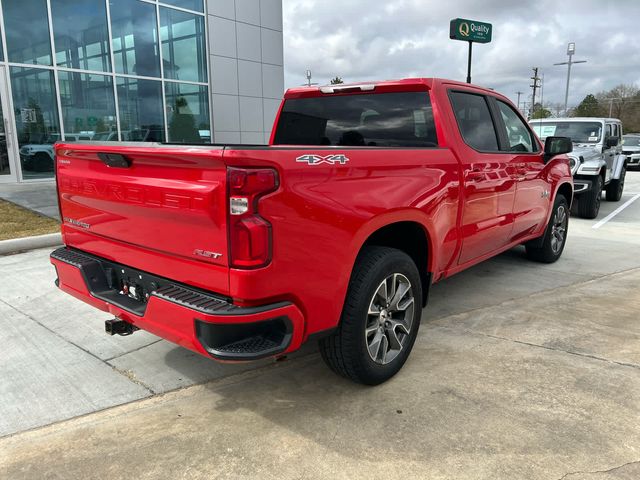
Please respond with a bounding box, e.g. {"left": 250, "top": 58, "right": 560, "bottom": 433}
{"left": 449, "top": 18, "right": 493, "bottom": 84}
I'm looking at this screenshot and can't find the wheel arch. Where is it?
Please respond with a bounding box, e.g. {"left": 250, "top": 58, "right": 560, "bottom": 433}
{"left": 355, "top": 219, "right": 433, "bottom": 307}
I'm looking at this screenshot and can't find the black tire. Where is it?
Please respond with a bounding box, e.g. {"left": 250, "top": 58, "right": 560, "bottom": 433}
{"left": 319, "top": 246, "right": 422, "bottom": 385}
{"left": 605, "top": 166, "right": 626, "bottom": 202}
{"left": 525, "top": 194, "right": 569, "bottom": 263}
{"left": 578, "top": 174, "right": 602, "bottom": 219}
{"left": 34, "top": 153, "right": 54, "bottom": 172}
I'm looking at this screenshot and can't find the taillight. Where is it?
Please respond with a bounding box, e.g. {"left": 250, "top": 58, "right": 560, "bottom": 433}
{"left": 227, "top": 167, "right": 278, "bottom": 268}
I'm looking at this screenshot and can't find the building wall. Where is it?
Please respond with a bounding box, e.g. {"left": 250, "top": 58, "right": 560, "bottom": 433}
{"left": 207, "top": 0, "right": 284, "bottom": 144}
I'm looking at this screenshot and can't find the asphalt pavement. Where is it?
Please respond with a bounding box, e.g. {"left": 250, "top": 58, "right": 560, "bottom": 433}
{"left": 1, "top": 173, "right": 639, "bottom": 479}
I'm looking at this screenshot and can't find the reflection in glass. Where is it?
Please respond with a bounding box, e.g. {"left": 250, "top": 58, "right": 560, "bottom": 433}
{"left": 51, "top": 0, "right": 111, "bottom": 72}
{"left": 161, "top": 0, "right": 204, "bottom": 13}
{"left": 117, "top": 78, "right": 165, "bottom": 142}
{"left": 160, "top": 8, "right": 207, "bottom": 83}
{"left": 10, "top": 67, "right": 60, "bottom": 180}
{"left": 110, "top": 0, "right": 161, "bottom": 78}
{"left": 4, "top": 0, "right": 52, "bottom": 65}
{"left": 58, "top": 72, "right": 117, "bottom": 140}
{"left": 165, "top": 83, "right": 210, "bottom": 143}
{"left": 0, "top": 106, "right": 10, "bottom": 176}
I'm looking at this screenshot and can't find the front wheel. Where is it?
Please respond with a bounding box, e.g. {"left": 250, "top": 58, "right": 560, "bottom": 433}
{"left": 319, "top": 246, "right": 422, "bottom": 385}
{"left": 606, "top": 166, "right": 626, "bottom": 201}
{"left": 526, "top": 195, "right": 569, "bottom": 263}
{"left": 578, "top": 174, "right": 602, "bottom": 219}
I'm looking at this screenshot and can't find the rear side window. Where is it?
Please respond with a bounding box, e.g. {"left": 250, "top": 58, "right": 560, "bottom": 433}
{"left": 449, "top": 91, "right": 499, "bottom": 151}
{"left": 273, "top": 92, "right": 437, "bottom": 147}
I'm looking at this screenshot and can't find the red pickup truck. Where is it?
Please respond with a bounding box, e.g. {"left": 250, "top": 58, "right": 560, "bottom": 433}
{"left": 51, "top": 78, "right": 573, "bottom": 385}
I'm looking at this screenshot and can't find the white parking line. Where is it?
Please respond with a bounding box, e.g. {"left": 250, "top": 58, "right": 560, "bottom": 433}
{"left": 592, "top": 193, "right": 640, "bottom": 229}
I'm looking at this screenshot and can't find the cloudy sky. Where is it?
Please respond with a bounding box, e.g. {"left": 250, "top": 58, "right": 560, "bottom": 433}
{"left": 282, "top": 0, "right": 639, "bottom": 110}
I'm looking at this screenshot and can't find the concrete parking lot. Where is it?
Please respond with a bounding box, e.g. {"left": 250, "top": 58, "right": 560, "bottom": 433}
{"left": 1, "top": 174, "right": 639, "bottom": 479}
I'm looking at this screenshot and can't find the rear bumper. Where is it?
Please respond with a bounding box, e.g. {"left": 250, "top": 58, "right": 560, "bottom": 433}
{"left": 50, "top": 247, "right": 305, "bottom": 361}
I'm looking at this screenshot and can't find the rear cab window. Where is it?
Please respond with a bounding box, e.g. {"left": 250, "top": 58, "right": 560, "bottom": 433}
{"left": 273, "top": 91, "right": 438, "bottom": 147}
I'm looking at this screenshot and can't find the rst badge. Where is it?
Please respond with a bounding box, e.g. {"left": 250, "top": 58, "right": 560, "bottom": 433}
{"left": 296, "top": 154, "right": 349, "bottom": 166}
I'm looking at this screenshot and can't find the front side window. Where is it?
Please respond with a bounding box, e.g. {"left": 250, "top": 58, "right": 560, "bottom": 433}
{"left": 497, "top": 101, "right": 535, "bottom": 152}
{"left": 449, "top": 91, "right": 499, "bottom": 151}
{"left": 274, "top": 92, "right": 437, "bottom": 147}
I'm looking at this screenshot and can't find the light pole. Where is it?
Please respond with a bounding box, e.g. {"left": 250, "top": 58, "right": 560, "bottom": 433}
{"left": 554, "top": 42, "right": 587, "bottom": 116}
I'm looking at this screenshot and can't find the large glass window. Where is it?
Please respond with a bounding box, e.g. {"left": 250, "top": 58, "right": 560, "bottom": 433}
{"left": 110, "top": 0, "right": 161, "bottom": 78}
{"left": 117, "top": 78, "right": 165, "bottom": 142}
{"left": 165, "top": 82, "right": 210, "bottom": 143}
{"left": 161, "top": 0, "right": 204, "bottom": 13}
{"left": 58, "top": 72, "right": 117, "bottom": 140}
{"left": 160, "top": 8, "right": 207, "bottom": 82}
{"left": 449, "top": 91, "right": 499, "bottom": 151}
{"left": 274, "top": 92, "right": 437, "bottom": 147}
{"left": 497, "top": 101, "right": 535, "bottom": 153}
{"left": 4, "top": 0, "right": 52, "bottom": 65}
{"left": 51, "top": 0, "right": 111, "bottom": 72}
{"left": 10, "top": 67, "right": 60, "bottom": 179}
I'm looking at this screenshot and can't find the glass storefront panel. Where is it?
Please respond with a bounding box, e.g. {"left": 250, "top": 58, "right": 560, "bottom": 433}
{"left": 58, "top": 72, "right": 117, "bottom": 141}
{"left": 4, "top": 0, "right": 52, "bottom": 65}
{"left": 116, "top": 77, "right": 165, "bottom": 142}
{"left": 165, "top": 82, "right": 210, "bottom": 143}
{"left": 160, "top": 0, "right": 204, "bottom": 13}
{"left": 0, "top": 106, "right": 10, "bottom": 176}
{"left": 110, "top": 0, "right": 161, "bottom": 78}
{"left": 10, "top": 67, "right": 60, "bottom": 180}
{"left": 160, "top": 7, "right": 207, "bottom": 83}
{"left": 51, "top": 0, "right": 111, "bottom": 72}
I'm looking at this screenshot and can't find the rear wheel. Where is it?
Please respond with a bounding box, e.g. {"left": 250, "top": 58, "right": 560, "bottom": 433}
{"left": 319, "top": 246, "right": 422, "bottom": 385}
{"left": 526, "top": 194, "right": 569, "bottom": 263}
{"left": 578, "top": 174, "right": 602, "bottom": 219}
{"left": 606, "top": 166, "right": 626, "bottom": 201}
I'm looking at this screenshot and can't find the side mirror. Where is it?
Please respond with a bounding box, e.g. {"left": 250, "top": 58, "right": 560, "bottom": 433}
{"left": 544, "top": 136, "right": 573, "bottom": 163}
{"left": 605, "top": 136, "right": 619, "bottom": 148}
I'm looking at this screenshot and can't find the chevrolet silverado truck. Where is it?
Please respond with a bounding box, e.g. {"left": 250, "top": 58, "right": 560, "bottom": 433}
{"left": 51, "top": 78, "right": 574, "bottom": 385}
{"left": 530, "top": 117, "right": 626, "bottom": 219}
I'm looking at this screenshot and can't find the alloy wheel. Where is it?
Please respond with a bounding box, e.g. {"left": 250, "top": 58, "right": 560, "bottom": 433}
{"left": 550, "top": 204, "right": 568, "bottom": 254}
{"left": 365, "top": 273, "right": 415, "bottom": 365}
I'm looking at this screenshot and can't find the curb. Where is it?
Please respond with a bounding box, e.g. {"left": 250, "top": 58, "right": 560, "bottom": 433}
{"left": 0, "top": 233, "right": 62, "bottom": 256}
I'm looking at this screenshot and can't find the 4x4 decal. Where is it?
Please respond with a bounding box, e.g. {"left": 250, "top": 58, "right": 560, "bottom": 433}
{"left": 296, "top": 154, "right": 349, "bottom": 165}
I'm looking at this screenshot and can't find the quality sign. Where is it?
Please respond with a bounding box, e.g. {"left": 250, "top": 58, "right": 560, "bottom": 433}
{"left": 449, "top": 18, "right": 492, "bottom": 43}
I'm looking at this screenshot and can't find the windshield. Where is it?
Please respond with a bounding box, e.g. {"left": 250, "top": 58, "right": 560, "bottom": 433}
{"left": 532, "top": 121, "right": 603, "bottom": 143}
{"left": 622, "top": 135, "right": 640, "bottom": 147}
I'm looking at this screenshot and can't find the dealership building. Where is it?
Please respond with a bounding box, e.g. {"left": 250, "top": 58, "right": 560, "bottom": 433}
{"left": 0, "top": 0, "right": 284, "bottom": 183}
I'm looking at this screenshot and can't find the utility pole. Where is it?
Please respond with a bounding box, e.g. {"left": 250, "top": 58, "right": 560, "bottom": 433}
{"left": 516, "top": 91, "right": 523, "bottom": 111}
{"left": 554, "top": 42, "right": 587, "bottom": 115}
{"left": 529, "top": 68, "right": 541, "bottom": 119}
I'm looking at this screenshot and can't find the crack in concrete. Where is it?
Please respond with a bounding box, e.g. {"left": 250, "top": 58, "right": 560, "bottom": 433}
{"left": 0, "top": 298, "right": 156, "bottom": 394}
{"left": 557, "top": 460, "right": 640, "bottom": 479}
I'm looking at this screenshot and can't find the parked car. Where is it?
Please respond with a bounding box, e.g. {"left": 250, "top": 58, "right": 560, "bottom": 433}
{"left": 622, "top": 134, "right": 640, "bottom": 170}
{"left": 530, "top": 117, "right": 627, "bottom": 218}
{"left": 19, "top": 134, "right": 60, "bottom": 172}
{"left": 51, "top": 78, "right": 574, "bottom": 385}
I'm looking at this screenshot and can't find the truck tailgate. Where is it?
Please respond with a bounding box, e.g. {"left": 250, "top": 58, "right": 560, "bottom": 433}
{"left": 55, "top": 143, "right": 230, "bottom": 294}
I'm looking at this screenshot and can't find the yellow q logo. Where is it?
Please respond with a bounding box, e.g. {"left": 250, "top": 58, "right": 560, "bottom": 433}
{"left": 459, "top": 22, "right": 470, "bottom": 37}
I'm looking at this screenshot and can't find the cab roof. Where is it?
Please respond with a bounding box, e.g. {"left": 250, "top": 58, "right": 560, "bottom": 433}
{"left": 530, "top": 117, "right": 622, "bottom": 123}
{"left": 284, "top": 77, "right": 498, "bottom": 99}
